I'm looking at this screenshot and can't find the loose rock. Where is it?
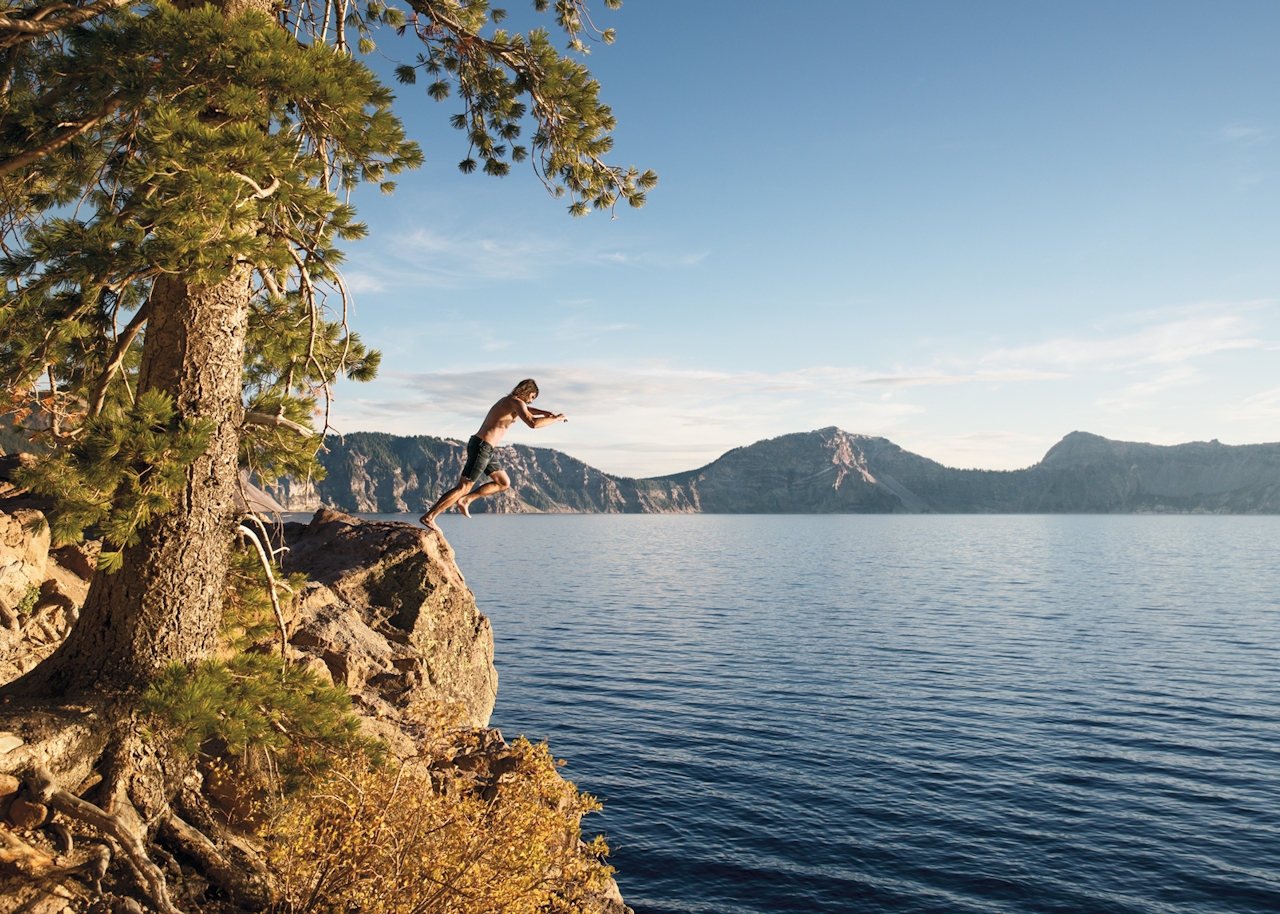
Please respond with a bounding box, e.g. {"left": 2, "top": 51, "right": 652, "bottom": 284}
{"left": 7, "top": 796, "right": 48, "bottom": 829}
{"left": 38, "top": 565, "right": 88, "bottom": 613}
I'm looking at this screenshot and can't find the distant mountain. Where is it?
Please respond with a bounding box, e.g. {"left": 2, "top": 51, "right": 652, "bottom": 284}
{"left": 271, "top": 428, "right": 1280, "bottom": 515}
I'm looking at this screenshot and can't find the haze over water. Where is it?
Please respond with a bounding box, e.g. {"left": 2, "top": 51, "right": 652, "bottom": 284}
{"left": 431, "top": 514, "right": 1280, "bottom": 914}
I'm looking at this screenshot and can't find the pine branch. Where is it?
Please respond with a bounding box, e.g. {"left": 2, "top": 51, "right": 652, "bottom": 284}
{"left": 0, "top": 93, "right": 123, "bottom": 179}
{"left": 87, "top": 296, "right": 151, "bottom": 418}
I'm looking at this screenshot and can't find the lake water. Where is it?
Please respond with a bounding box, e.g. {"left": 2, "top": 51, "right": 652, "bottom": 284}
{"left": 399, "top": 514, "right": 1280, "bottom": 914}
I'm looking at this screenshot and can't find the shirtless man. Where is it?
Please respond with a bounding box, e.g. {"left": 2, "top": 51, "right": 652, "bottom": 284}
{"left": 419, "top": 379, "right": 566, "bottom": 534}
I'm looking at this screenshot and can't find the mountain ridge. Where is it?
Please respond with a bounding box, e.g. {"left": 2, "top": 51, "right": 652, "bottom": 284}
{"left": 270, "top": 428, "right": 1280, "bottom": 515}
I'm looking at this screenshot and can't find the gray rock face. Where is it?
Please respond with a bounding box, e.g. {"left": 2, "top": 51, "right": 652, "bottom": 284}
{"left": 289, "top": 428, "right": 1280, "bottom": 514}
{"left": 282, "top": 509, "right": 499, "bottom": 727}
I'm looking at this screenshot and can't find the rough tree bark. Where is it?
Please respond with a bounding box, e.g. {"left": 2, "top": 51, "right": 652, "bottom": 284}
{"left": 5, "top": 268, "right": 251, "bottom": 697}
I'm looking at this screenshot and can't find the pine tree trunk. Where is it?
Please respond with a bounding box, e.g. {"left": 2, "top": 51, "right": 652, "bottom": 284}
{"left": 5, "top": 0, "right": 278, "bottom": 699}
{"left": 10, "top": 269, "right": 251, "bottom": 697}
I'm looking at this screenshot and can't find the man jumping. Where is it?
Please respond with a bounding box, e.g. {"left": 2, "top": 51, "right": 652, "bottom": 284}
{"left": 419, "top": 379, "right": 567, "bottom": 534}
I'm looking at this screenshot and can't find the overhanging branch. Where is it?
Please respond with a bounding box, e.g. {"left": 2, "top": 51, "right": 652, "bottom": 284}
{"left": 0, "top": 94, "right": 123, "bottom": 179}
{"left": 0, "top": 0, "right": 134, "bottom": 50}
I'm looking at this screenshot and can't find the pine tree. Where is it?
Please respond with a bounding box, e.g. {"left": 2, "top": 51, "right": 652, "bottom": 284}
{"left": 0, "top": 0, "right": 655, "bottom": 696}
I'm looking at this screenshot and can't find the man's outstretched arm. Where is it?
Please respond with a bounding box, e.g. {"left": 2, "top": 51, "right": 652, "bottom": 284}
{"left": 516, "top": 399, "right": 567, "bottom": 428}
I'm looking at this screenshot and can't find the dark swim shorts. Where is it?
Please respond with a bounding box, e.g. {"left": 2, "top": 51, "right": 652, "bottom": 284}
{"left": 461, "top": 435, "right": 499, "bottom": 482}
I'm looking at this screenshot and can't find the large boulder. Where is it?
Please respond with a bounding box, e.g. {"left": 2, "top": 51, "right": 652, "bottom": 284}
{"left": 0, "top": 493, "right": 97, "bottom": 685}
{"left": 0, "top": 508, "right": 49, "bottom": 628}
{"left": 283, "top": 509, "right": 498, "bottom": 728}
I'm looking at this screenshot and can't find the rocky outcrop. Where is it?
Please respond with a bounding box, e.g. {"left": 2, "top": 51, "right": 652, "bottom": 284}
{"left": 290, "top": 428, "right": 1280, "bottom": 514}
{"left": 0, "top": 458, "right": 94, "bottom": 683}
{"left": 280, "top": 508, "right": 499, "bottom": 729}
{"left": 0, "top": 490, "right": 499, "bottom": 734}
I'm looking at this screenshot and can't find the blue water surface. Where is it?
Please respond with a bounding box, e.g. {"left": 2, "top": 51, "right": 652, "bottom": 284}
{"left": 426, "top": 514, "right": 1279, "bottom": 914}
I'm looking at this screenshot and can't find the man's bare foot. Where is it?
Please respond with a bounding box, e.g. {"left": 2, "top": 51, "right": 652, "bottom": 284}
{"left": 419, "top": 514, "right": 442, "bottom": 534}
{"left": 456, "top": 497, "right": 472, "bottom": 518}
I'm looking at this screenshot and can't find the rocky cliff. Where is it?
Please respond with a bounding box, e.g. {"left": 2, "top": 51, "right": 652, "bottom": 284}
{"left": 282, "top": 428, "right": 1280, "bottom": 515}
{"left": 280, "top": 508, "right": 499, "bottom": 730}
{"left": 0, "top": 451, "right": 500, "bottom": 737}
{"left": 0, "top": 480, "right": 631, "bottom": 913}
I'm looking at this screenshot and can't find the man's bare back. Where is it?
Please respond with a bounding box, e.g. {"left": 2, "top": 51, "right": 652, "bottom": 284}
{"left": 419, "top": 379, "right": 566, "bottom": 534}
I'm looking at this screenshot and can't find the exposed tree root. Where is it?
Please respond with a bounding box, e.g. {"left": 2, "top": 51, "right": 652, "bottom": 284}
{"left": 160, "top": 812, "right": 272, "bottom": 910}
{"left": 0, "top": 694, "right": 287, "bottom": 912}
{"left": 28, "top": 765, "right": 180, "bottom": 914}
{"left": 0, "top": 824, "right": 54, "bottom": 876}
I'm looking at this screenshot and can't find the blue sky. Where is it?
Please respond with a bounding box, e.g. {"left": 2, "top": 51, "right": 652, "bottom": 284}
{"left": 329, "top": 0, "right": 1280, "bottom": 477}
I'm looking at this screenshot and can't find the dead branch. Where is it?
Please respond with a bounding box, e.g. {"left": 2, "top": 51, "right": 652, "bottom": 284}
{"left": 243, "top": 409, "right": 315, "bottom": 437}
{"left": 230, "top": 171, "right": 281, "bottom": 201}
{"left": 236, "top": 524, "right": 289, "bottom": 668}
{"left": 242, "top": 510, "right": 289, "bottom": 562}
{"left": 258, "top": 265, "right": 283, "bottom": 298}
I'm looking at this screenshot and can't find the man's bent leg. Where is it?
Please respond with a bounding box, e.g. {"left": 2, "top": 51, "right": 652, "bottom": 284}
{"left": 457, "top": 470, "right": 510, "bottom": 517}
{"left": 421, "top": 476, "right": 474, "bottom": 532}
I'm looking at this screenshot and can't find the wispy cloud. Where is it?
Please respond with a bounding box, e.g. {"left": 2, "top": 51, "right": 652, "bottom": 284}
{"left": 342, "top": 224, "right": 709, "bottom": 292}
{"left": 969, "top": 305, "right": 1262, "bottom": 373}
{"left": 1095, "top": 366, "right": 1201, "bottom": 411}
{"left": 326, "top": 300, "right": 1279, "bottom": 475}
{"left": 1217, "top": 123, "right": 1275, "bottom": 189}
{"left": 1225, "top": 385, "right": 1280, "bottom": 422}
{"left": 343, "top": 272, "right": 386, "bottom": 295}
{"left": 1221, "top": 123, "right": 1272, "bottom": 148}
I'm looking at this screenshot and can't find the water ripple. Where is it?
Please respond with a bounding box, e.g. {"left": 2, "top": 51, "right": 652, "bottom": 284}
{"left": 411, "top": 514, "right": 1280, "bottom": 914}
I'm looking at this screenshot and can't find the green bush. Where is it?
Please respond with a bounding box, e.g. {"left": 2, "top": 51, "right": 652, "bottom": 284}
{"left": 16, "top": 583, "right": 39, "bottom": 616}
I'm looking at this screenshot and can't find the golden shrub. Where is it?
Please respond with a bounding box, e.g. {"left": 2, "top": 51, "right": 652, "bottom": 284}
{"left": 266, "top": 737, "right": 614, "bottom": 914}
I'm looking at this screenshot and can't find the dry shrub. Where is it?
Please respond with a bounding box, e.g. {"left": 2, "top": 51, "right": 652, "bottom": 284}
{"left": 266, "top": 737, "right": 614, "bottom": 914}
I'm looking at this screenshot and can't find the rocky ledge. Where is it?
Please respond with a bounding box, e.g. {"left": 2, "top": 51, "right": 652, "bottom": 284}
{"left": 279, "top": 507, "right": 499, "bottom": 735}
{"left": 0, "top": 462, "right": 630, "bottom": 914}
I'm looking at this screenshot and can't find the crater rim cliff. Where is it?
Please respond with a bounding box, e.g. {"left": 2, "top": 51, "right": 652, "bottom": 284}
{"left": 269, "top": 427, "right": 1280, "bottom": 516}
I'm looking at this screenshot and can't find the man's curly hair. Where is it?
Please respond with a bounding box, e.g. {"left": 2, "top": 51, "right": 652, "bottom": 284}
{"left": 511, "top": 379, "right": 539, "bottom": 400}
